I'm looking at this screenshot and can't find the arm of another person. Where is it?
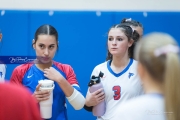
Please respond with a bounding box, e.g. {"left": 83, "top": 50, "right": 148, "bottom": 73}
{"left": 43, "top": 65, "right": 85, "bottom": 110}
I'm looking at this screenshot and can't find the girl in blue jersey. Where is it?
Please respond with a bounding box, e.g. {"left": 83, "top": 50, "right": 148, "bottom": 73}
{"left": 10, "top": 24, "right": 85, "bottom": 120}
{"left": 112, "top": 33, "right": 180, "bottom": 120}
{"left": 84, "top": 23, "right": 143, "bottom": 120}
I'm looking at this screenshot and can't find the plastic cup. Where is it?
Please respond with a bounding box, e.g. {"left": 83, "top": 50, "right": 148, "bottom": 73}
{"left": 38, "top": 79, "right": 54, "bottom": 119}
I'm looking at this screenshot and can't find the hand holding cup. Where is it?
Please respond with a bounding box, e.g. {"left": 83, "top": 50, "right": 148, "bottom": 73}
{"left": 33, "top": 83, "right": 50, "bottom": 102}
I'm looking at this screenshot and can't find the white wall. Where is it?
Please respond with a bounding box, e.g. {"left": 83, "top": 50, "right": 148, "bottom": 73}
{"left": 0, "top": 0, "right": 180, "bottom": 11}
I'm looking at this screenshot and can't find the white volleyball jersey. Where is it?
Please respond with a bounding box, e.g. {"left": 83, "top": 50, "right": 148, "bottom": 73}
{"left": 0, "top": 64, "right": 6, "bottom": 82}
{"left": 90, "top": 59, "right": 143, "bottom": 120}
{"left": 111, "top": 94, "right": 165, "bottom": 120}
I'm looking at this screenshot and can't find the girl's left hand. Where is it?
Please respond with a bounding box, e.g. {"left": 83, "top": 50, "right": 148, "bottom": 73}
{"left": 44, "top": 67, "right": 65, "bottom": 82}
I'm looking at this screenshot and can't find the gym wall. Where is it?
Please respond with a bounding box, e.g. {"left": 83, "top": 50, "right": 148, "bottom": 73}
{"left": 0, "top": 0, "right": 180, "bottom": 119}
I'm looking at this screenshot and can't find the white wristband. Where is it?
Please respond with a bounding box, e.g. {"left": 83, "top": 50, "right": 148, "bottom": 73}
{"left": 66, "top": 88, "right": 85, "bottom": 110}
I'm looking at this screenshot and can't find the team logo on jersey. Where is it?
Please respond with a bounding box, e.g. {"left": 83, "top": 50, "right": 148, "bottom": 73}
{"left": 128, "top": 72, "right": 134, "bottom": 79}
{"left": 27, "top": 74, "right": 34, "bottom": 78}
{"left": 0, "top": 72, "right": 2, "bottom": 78}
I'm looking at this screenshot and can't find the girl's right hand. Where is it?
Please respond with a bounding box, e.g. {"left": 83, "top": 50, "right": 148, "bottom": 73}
{"left": 85, "top": 88, "right": 105, "bottom": 107}
{"left": 32, "top": 84, "right": 50, "bottom": 102}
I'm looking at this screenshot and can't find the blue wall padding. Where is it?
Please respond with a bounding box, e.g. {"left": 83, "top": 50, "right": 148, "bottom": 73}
{"left": 0, "top": 10, "right": 180, "bottom": 120}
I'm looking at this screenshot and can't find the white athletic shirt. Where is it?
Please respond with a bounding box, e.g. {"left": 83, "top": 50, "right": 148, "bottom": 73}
{"left": 0, "top": 64, "right": 6, "bottom": 82}
{"left": 89, "top": 59, "right": 143, "bottom": 120}
{"left": 111, "top": 94, "right": 165, "bottom": 120}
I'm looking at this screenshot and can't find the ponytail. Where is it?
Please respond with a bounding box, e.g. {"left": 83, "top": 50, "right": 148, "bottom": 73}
{"left": 164, "top": 53, "right": 180, "bottom": 120}
{"left": 135, "top": 32, "right": 180, "bottom": 120}
{"left": 128, "top": 30, "right": 140, "bottom": 58}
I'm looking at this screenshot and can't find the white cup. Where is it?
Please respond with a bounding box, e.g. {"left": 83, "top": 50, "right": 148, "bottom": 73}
{"left": 38, "top": 79, "right": 55, "bottom": 119}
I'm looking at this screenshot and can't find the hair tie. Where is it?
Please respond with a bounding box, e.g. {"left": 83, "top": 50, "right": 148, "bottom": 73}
{"left": 115, "top": 24, "right": 119, "bottom": 28}
{"left": 125, "top": 18, "right": 132, "bottom": 22}
{"left": 154, "top": 44, "right": 179, "bottom": 57}
{"left": 130, "top": 27, "right": 134, "bottom": 33}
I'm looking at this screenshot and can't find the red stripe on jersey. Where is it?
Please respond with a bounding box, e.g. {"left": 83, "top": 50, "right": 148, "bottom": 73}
{"left": 10, "top": 64, "right": 33, "bottom": 86}
{"left": 53, "top": 61, "right": 79, "bottom": 86}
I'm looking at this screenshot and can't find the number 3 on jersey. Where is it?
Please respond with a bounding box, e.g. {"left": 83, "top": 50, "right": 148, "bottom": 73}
{"left": 113, "top": 86, "right": 121, "bottom": 100}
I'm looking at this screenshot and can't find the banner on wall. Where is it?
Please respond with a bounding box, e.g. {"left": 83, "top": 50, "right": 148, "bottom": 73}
{"left": 0, "top": 56, "right": 46, "bottom": 64}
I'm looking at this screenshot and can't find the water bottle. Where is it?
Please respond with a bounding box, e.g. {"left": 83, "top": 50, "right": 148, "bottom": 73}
{"left": 88, "top": 71, "right": 106, "bottom": 117}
